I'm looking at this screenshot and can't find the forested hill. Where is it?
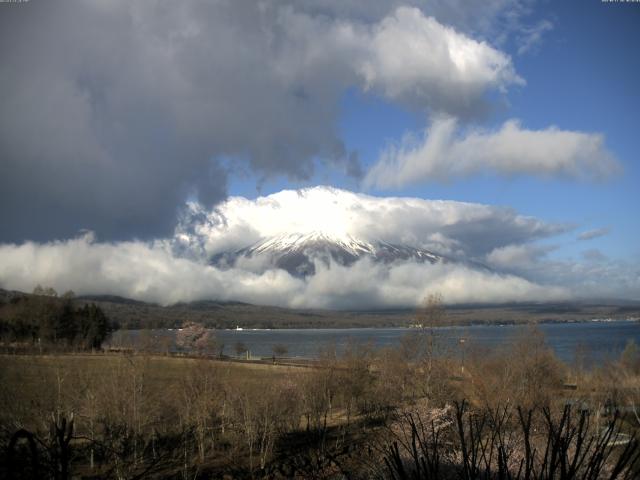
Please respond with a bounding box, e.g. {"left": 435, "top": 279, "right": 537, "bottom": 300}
{"left": 0, "top": 288, "right": 112, "bottom": 348}
{"left": 2, "top": 288, "right": 639, "bottom": 331}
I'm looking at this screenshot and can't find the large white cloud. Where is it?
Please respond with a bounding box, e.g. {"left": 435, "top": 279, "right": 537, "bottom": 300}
{"left": 0, "top": 2, "right": 521, "bottom": 242}
{"left": 0, "top": 234, "right": 568, "bottom": 309}
{"left": 337, "top": 6, "right": 523, "bottom": 113}
{"left": 365, "top": 117, "right": 620, "bottom": 188}
{"left": 1, "top": 187, "right": 636, "bottom": 307}
{"left": 174, "top": 186, "right": 566, "bottom": 261}
{"left": 5, "top": 233, "right": 637, "bottom": 308}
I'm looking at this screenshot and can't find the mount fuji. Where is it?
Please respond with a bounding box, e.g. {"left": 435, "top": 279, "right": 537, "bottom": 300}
{"left": 210, "top": 231, "right": 450, "bottom": 277}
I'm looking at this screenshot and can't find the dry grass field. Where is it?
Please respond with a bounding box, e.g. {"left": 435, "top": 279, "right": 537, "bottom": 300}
{"left": 2, "top": 335, "right": 640, "bottom": 479}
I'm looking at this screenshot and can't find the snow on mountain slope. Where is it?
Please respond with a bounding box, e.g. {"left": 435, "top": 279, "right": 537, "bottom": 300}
{"left": 211, "top": 231, "right": 448, "bottom": 277}
{"left": 174, "top": 186, "right": 561, "bottom": 266}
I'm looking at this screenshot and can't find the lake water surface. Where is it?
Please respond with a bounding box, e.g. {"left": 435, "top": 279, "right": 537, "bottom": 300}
{"left": 110, "top": 320, "right": 640, "bottom": 365}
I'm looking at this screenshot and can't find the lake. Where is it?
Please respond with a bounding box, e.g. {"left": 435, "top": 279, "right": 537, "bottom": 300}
{"left": 109, "top": 319, "right": 640, "bottom": 365}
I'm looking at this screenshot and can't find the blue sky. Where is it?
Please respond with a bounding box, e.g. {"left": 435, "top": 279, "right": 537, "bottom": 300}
{"left": 228, "top": 1, "right": 639, "bottom": 263}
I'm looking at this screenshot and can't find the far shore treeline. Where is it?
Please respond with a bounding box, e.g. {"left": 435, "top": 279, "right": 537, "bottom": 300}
{"left": 3, "top": 286, "right": 639, "bottom": 332}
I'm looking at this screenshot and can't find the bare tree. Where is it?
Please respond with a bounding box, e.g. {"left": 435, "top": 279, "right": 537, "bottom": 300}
{"left": 465, "top": 326, "right": 565, "bottom": 410}
{"left": 617, "top": 340, "right": 640, "bottom": 427}
{"left": 272, "top": 344, "right": 288, "bottom": 363}
{"left": 415, "top": 293, "right": 447, "bottom": 399}
{"left": 339, "top": 341, "right": 375, "bottom": 423}
{"left": 179, "top": 361, "right": 223, "bottom": 465}
{"left": 234, "top": 342, "right": 248, "bottom": 359}
{"left": 230, "top": 381, "right": 297, "bottom": 474}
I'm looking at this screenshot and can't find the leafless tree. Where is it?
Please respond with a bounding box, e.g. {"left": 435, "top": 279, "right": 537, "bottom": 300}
{"left": 272, "top": 344, "right": 288, "bottom": 363}
{"left": 414, "top": 293, "right": 448, "bottom": 400}
{"left": 234, "top": 341, "right": 248, "bottom": 359}
{"left": 179, "top": 362, "right": 223, "bottom": 464}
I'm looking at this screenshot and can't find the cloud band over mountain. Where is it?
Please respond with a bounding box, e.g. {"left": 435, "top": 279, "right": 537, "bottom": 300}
{"left": 174, "top": 186, "right": 566, "bottom": 261}
{"left": 0, "top": 187, "right": 636, "bottom": 308}
{"left": 0, "top": 231, "right": 568, "bottom": 309}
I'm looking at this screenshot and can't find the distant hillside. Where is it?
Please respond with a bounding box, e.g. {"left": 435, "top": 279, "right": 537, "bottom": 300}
{"left": 76, "top": 293, "right": 640, "bottom": 329}
{"left": 2, "top": 288, "right": 638, "bottom": 330}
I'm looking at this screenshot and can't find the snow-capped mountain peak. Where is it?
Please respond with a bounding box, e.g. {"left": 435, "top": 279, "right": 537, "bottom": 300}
{"left": 249, "top": 231, "right": 375, "bottom": 256}
{"left": 211, "top": 230, "right": 447, "bottom": 277}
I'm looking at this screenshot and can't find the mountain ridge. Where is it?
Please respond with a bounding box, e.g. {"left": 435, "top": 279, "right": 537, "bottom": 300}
{"left": 2, "top": 288, "right": 639, "bottom": 330}
{"left": 211, "top": 230, "right": 448, "bottom": 276}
